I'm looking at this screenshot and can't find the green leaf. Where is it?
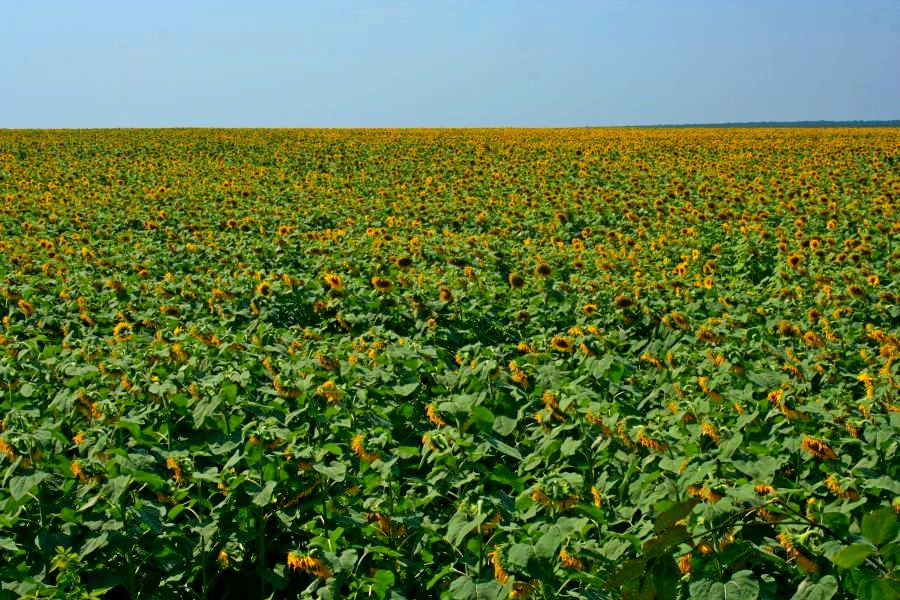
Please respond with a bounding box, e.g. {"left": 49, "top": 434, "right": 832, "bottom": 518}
{"left": 252, "top": 480, "right": 277, "bottom": 507}
{"left": 19, "top": 382, "right": 34, "bottom": 398}
{"left": 861, "top": 507, "right": 898, "bottom": 547}
{"left": 79, "top": 532, "right": 109, "bottom": 559}
{"left": 314, "top": 460, "right": 347, "bottom": 482}
{"left": 445, "top": 511, "right": 486, "bottom": 549}
{"left": 644, "top": 526, "right": 691, "bottom": 559}
{"left": 607, "top": 558, "right": 647, "bottom": 588}
{"left": 393, "top": 382, "right": 418, "bottom": 397}
{"left": 507, "top": 543, "right": 532, "bottom": 568}
{"left": 719, "top": 433, "right": 743, "bottom": 460}
{"left": 482, "top": 436, "right": 522, "bottom": 460}
{"left": 534, "top": 525, "right": 562, "bottom": 559}
{"left": 492, "top": 415, "right": 517, "bottom": 436}
{"left": 790, "top": 575, "right": 838, "bottom": 600}
{"left": 690, "top": 570, "right": 760, "bottom": 600}
{"left": 221, "top": 383, "right": 237, "bottom": 403}
{"left": 450, "top": 575, "right": 475, "bottom": 600}
{"left": 0, "top": 537, "right": 20, "bottom": 552}
{"left": 371, "top": 570, "right": 395, "bottom": 595}
{"left": 857, "top": 577, "right": 900, "bottom": 600}
{"left": 560, "top": 437, "right": 581, "bottom": 456}
{"left": 829, "top": 543, "right": 876, "bottom": 569}
{"left": 9, "top": 473, "right": 48, "bottom": 501}
{"left": 654, "top": 499, "right": 697, "bottom": 533}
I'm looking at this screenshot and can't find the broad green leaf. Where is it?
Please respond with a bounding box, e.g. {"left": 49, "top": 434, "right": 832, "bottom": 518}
{"left": 690, "top": 570, "right": 760, "bottom": 600}
{"left": 654, "top": 499, "right": 697, "bottom": 533}
{"left": 450, "top": 575, "right": 475, "bottom": 600}
{"left": 534, "top": 525, "right": 562, "bottom": 559}
{"left": 252, "top": 480, "right": 277, "bottom": 506}
{"left": 393, "top": 382, "right": 418, "bottom": 397}
{"left": 314, "top": 461, "right": 346, "bottom": 482}
{"left": 507, "top": 543, "right": 532, "bottom": 568}
{"left": 861, "top": 507, "right": 898, "bottom": 547}
{"left": 790, "top": 576, "right": 837, "bottom": 600}
{"left": 828, "top": 543, "right": 875, "bottom": 569}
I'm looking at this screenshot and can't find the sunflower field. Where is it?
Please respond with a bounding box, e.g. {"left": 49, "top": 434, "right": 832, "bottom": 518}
{"left": 0, "top": 128, "right": 898, "bottom": 599}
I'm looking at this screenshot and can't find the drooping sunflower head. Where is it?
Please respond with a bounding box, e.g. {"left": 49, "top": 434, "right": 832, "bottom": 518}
{"left": 613, "top": 294, "right": 633, "bottom": 309}
{"left": 371, "top": 277, "right": 393, "bottom": 292}
{"left": 255, "top": 281, "right": 273, "bottom": 297}
{"left": 550, "top": 336, "right": 573, "bottom": 353}
{"left": 323, "top": 273, "right": 344, "bottom": 291}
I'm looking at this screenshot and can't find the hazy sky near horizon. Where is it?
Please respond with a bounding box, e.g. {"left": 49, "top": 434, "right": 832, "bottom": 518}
{"left": 1, "top": 0, "right": 898, "bottom": 127}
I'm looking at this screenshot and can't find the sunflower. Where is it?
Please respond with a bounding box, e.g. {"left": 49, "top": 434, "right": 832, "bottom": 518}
{"left": 371, "top": 277, "right": 393, "bottom": 292}
{"left": 255, "top": 281, "right": 273, "bottom": 297}
{"left": 800, "top": 435, "right": 837, "bottom": 461}
{"left": 113, "top": 321, "right": 133, "bottom": 342}
{"left": 276, "top": 224, "right": 292, "bottom": 236}
{"left": 550, "top": 336, "right": 573, "bottom": 353}
{"left": 439, "top": 288, "right": 453, "bottom": 302}
{"left": 613, "top": 295, "right": 633, "bottom": 309}
{"left": 581, "top": 303, "right": 597, "bottom": 316}
{"left": 17, "top": 299, "right": 35, "bottom": 317}
{"left": 323, "top": 273, "right": 344, "bottom": 291}
{"left": 286, "top": 552, "right": 332, "bottom": 578}
{"left": 508, "top": 273, "right": 525, "bottom": 289}
{"left": 534, "top": 262, "right": 552, "bottom": 277}
{"left": 847, "top": 284, "right": 865, "bottom": 298}
{"left": 395, "top": 256, "right": 413, "bottom": 268}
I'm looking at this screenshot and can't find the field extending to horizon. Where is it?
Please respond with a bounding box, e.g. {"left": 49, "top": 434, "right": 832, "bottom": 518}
{"left": 0, "top": 128, "right": 898, "bottom": 599}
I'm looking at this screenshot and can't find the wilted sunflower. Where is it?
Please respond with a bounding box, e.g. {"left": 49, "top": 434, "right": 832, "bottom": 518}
{"left": 395, "top": 256, "right": 413, "bottom": 268}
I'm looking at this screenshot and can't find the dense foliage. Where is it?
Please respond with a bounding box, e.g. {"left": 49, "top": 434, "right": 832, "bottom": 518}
{"left": 0, "top": 128, "right": 898, "bottom": 599}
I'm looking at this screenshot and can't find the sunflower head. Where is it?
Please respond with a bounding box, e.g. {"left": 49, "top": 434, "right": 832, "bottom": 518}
{"left": 371, "top": 277, "right": 393, "bottom": 292}
{"left": 508, "top": 273, "right": 525, "bottom": 289}
{"left": 534, "top": 262, "right": 552, "bottom": 277}
{"left": 255, "top": 281, "right": 273, "bottom": 297}
{"left": 323, "top": 273, "right": 344, "bottom": 291}
{"left": 613, "top": 295, "right": 633, "bottom": 309}
{"left": 550, "top": 336, "right": 573, "bottom": 353}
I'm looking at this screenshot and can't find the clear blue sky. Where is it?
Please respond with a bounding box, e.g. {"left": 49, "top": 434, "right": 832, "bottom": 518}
{"left": 2, "top": 0, "right": 898, "bottom": 127}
